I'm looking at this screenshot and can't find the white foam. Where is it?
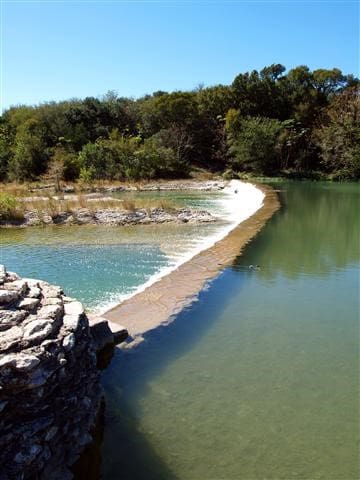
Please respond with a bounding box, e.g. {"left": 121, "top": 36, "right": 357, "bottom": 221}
{"left": 97, "top": 180, "right": 264, "bottom": 314}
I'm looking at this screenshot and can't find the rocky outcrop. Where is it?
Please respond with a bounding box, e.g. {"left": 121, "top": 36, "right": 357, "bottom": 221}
{"left": 102, "top": 180, "right": 226, "bottom": 192}
{"left": 0, "top": 266, "right": 103, "bottom": 480}
{"left": 1, "top": 207, "right": 215, "bottom": 228}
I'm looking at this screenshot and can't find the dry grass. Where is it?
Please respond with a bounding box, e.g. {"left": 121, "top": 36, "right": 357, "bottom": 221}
{"left": 0, "top": 182, "right": 33, "bottom": 198}
{"left": 189, "top": 168, "right": 218, "bottom": 181}
{"left": 0, "top": 181, "right": 180, "bottom": 221}
{"left": 13, "top": 195, "right": 178, "bottom": 217}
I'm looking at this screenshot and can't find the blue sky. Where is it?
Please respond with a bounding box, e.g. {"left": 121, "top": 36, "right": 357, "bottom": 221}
{"left": 1, "top": 1, "right": 359, "bottom": 110}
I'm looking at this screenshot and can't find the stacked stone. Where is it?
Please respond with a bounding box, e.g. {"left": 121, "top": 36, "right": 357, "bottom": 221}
{"left": 0, "top": 265, "right": 102, "bottom": 480}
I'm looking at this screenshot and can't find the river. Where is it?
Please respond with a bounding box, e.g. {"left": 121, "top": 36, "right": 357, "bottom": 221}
{"left": 0, "top": 181, "right": 358, "bottom": 479}
{"left": 101, "top": 181, "right": 359, "bottom": 480}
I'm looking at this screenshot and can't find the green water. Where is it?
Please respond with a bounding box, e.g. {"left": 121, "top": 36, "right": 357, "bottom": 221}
{"left": 102, "top": 182, "right": 359, "bottom": 480}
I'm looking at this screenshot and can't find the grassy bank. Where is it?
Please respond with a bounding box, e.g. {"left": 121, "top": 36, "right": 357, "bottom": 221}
{"left": 0, "top": 188, "right": 178, "bottom": 223}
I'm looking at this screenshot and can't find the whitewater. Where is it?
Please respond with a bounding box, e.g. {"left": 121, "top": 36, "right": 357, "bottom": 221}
{"left": 98, "top": 180, "right": 264, "bottom": 315}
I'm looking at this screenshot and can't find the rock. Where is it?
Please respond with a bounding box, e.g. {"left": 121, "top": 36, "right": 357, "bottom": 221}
{"left": 22, "top": 278, "right": 40, "bottom": 288}
{"left": 0, "top": 400, "right": 8, "bottom": 413}
{"left": 63, "top": 314, "right": 81, "bottom": 332}
{"left": 3, "top": 279, "right": 28, "bottom": 294}
{"left": 42, "top": 285, "right": 62, "bottom": 298}
{"left": 6, "top": 271, "right": 20, "bottom": 281}
{"left": 107, "top": 320, "right": 128, "bottom": 345}
{"left": 14, "top": 444, "right": 42, "bottom": 465}
{"left": 64, "top": 301, "right": 84, "bottom": 316}
{"left": 63, "top": 333, "right": 76, "bottom": 351}
{"left": 23, "top": 319, "right": 53, "bottom": 342}
{"left": 0, "top": 352, "right": 40, "bottom": 371}
{"left": 0, "top": 289, "right": 19, "bottom": 305}
{"left": 62, "top": 296, "right": 76, "bottom": 303}
{"left": 45, "top": 426, "right": 58, "bottom": 441}
{"left": 0, "top": 325, "right": 23, "bottom": 352}
{"left": 37, "top": 303, "right": 63, "bottom": 319}
{"left": 88, "top": 315, "right": 128, "bottom": 349}
{"left": 28, "top": 286, "right": 41, "bottom": 298}
{"left": 88, "top": 319, "right": 114, "bottom": 353}
{"left": 62, "top": 186, "right": 75, "bottom": 193}
{"left": 18, "top": 297, "right": 40, "bottom": 311}
{"left": 42, "top": 215, "right": 53, "bottom": 224}
{"left": 41, "top": 297, "right": 62, "bottom": 306}
{"left": 0, "top": 266, "right": 102, "bottom": 480}
{"left": 0, "top": 309, "right": 27, "bottom": 331}
{"left": 0, "top": 264, "right": 6, "bottom": 284}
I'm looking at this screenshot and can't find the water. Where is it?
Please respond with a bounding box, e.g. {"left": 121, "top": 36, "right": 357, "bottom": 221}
{"left": 101, "top": 182, "right": 359, "bottom": 480}
{"left": 0, "top": 182, "right": 262, "bottom": 312}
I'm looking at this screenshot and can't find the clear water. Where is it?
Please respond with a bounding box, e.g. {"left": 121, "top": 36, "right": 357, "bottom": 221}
{"left": 101, "top": 182, "right": 359, "bottom": 480}
{"left": 0, "top": 184, "right": 261, "bottom": 312}
{"left": 0, "top": 191, "right": 231, "bottom": 311}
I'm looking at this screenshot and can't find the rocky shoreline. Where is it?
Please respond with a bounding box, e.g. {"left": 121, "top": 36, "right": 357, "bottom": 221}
{"left": 0, "top": 206, "right": 216, "bottom": 228}
{"left": 0, "top": 265, "right": 126, "bottom": 480}
{"left": 31, "top": 179, "right": 226, "bottom": 194}
{"left": 1, "top": 180, "right": 227, "bottom": 228}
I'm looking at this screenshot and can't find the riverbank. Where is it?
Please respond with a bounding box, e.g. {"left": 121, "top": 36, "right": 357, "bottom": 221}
{"left": 0, "top": 180, "right": 226, "bottom": 227}
{"left": 0, "top": 205, "right": 215, "bottom": 228}
{"left": 103, "top": 182, "right": 279, "bottom": 344}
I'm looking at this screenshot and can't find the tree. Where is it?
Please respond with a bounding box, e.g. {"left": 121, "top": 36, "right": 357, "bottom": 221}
{"left": 226, "top": 111, "right": 284, "bottom": 174}
{"left": 8, "top": 119, "right": 48, "bottom": 181}
{"left": 314, "top": 87, "right": 360, "bottom": 179}
{"left": 232, "top": 65, "right": 288, "bottom": 119}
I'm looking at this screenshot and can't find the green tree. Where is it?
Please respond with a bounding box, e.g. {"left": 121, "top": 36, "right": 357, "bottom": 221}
{"left": 314, "top": 87, "right": 360, "bottom": 179}
{"left": 226, "top": 111, "right": 284, "bottom": 174}
{"left": 8, "top": 119, "right": 48, "bottom": 181}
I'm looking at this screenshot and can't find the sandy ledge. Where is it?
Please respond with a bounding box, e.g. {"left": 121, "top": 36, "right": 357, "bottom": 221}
{"left": 102, "top": 183, "right": 280, "bottom": 346}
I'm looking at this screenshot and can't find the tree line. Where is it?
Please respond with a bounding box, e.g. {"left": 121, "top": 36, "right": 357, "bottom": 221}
{"left": 0, "top": 64, "right": 359, "bottom": 183}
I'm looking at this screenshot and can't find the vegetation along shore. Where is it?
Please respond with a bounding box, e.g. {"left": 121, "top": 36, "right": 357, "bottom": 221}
{"left": 0, "top": 65, "right": 358, "bottom": 190}
{"left": 0, "top": 180, "right": 225, "bottom": 227}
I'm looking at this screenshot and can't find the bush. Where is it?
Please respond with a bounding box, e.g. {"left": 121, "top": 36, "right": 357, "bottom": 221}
{"left": 226, "top": 113, "right": 284, "bottom": 174}
{"left": 0, "top": 193, "right": 24, "bottom": 220}
{"left": 79, "top": 166, "right": 95, "bottom": 183}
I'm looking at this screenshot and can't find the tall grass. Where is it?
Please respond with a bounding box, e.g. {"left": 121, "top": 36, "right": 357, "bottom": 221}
{"left": 1, "top": 196, "right": 178, "bottom": 219}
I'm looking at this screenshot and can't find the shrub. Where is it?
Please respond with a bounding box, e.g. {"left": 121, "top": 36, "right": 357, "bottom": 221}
{"left": 0, "top": 193, "right": 24, "bottom": 220}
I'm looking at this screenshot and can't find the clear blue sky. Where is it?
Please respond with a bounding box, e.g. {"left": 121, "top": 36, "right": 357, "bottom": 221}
{"left": 1, "top": 0, "right": 359, "bottom": 110}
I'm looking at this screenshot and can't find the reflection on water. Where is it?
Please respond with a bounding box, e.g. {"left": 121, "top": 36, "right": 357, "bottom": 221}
{"left": 102, "top": 182, "right": 359, "bottom": 480}
{"left": 238, "top": 182, "right": 360, "bottom": 278}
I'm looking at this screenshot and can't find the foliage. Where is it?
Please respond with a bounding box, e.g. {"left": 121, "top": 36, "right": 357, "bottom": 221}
{"left": 226, "top": 112, "right": 284, "bottom": 174}
{"left": 0, "top": 193, "right": 24, "bottom": 220}
{"left": 314, "top": 88, "right": 360, "bottom": 179}
{"left": 0, "top": 65, "right": 358, "bottom": 181}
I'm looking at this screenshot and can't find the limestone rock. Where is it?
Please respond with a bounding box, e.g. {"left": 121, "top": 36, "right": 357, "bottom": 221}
{"left": 64, "top": 301, "right": 84, "bottom": 316}
{"left": 28, "top": 286, "right": 41, "bottom": 298}
{"left": 0, "top": 309, "right": 27, "bottom": 331}
{"left": 18, "top": 297, "right": 40, "bottom": 311}
{"left": 0, "top": 352, "right": 40, "bottom": 371}
{"left": 0, "top": 289, "right": 19, "bottom": 305}
{"left": 0, "top": 265, "right": 102, "bottom": 480}
{"left": 23, "top": 319, "right": 53, "bottom": 342}
{"left": 0, "top": 264, "right": 6, "bottom": 284}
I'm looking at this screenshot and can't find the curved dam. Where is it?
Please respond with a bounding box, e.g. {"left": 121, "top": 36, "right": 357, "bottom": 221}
{"left": 103, "top": 181, "right": 279, "bottom": 342}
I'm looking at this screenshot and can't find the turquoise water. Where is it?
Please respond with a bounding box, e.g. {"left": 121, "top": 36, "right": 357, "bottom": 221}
{"left": 0, "top": 191, "right": 229, "bottom": 311}
{"left": 101, "top": 182, "right": 359, "bottom": 480}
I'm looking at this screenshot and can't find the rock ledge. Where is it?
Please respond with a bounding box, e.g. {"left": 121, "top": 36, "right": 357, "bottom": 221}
{"left": 0, "top": 265, "right": 103, "bottom": 480}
